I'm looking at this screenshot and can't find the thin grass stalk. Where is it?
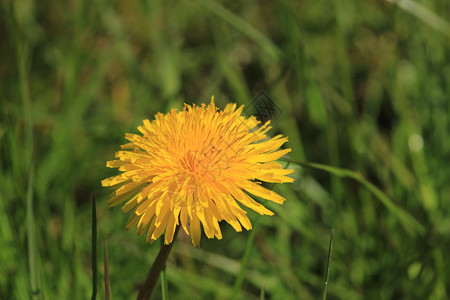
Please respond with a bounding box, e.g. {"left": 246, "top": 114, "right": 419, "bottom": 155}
{"left": 322, "top": 229, "right": 334, "bottom": 300}
{"left": 260, "top": 280, "right": 265, "bottom": 300}
{"left": 104, "top": 240, "right": 110, "bottom": 300}
{"left": 26, "top": 150, "right": 40, "bottom": 299}
{"left": 91, "top": 197, "right": 97, "bottom": 300}
{"left": 160, "top": 265, "right": 169, "bottom": 300}
{"left": 231, "top": 220, "right": 258, "bottom": 300}
{"left": 17, "top": 14, "right": 40, "bottom": 299}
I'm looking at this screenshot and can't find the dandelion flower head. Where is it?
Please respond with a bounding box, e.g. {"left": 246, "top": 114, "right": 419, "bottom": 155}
{"left": 102, "top": 98, "right": 294, "bottom": 246}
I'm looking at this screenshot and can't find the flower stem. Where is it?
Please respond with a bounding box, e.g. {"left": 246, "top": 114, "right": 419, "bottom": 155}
{"left": 137, "top": 227, "right": 180, "bottom": 300}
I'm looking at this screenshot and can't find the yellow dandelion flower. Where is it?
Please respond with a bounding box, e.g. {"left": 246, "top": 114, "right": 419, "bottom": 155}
{"left": 102, "top": 98, "right": 294, "bottom": 246}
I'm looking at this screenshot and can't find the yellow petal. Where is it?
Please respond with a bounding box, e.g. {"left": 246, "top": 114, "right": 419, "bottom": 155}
{"left": 180, "top": 207, "right": 189, "bottom": 235}
{"left": 116, "top": 180, "right": 144, "bottom": 196}
{"left": 190, "top": 212, "right": 201, "bottom": 247}
{"left": 164, "top": 218, "right": 177, "bottom": 244}
{"left": 145, "top": 217, "right": 158, "bottom": 243}
{"left": 122, "top": 194, "right": 139, "bottom": 213}
{"left": 125, "top": 213, "right": 140, "bottom": 231}
{"left": 247, "top": 148, "right": 291, "bottom": 163}
{"left": 107, "top": 188, "right": 136, "bottom": 207}
{"left": 137, "top": 212, "right": 153, "bottom": 236}
{"left": 242, "top": 181, "right": 285, "bottom": 204}
{"left": 101, "top": 175, "right": 130, "bottom": 187}
{"left": 229, "top": 187, "right": 274, "bottom": 216}
{"left": 106, "top": 160, "right": 127, "bottom": 168}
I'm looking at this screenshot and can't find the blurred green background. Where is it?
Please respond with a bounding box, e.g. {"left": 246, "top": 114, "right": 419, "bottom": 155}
{"left": 1, "top": 0, "right": 450, "bottom": 299}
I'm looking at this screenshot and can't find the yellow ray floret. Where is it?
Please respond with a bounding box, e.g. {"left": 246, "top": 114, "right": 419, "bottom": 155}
{"left": 102, "top": 97, "right": 294, "bottom": 247}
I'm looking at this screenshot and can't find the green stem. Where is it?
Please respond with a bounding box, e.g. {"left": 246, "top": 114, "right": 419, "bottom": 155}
{"left": 137, "top": 227, "right": 180, "bottom": 300}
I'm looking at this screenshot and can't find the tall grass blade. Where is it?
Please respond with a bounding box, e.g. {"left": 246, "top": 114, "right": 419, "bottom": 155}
{"left": 26, "top": 150, "right": 40, "bottom": 299}
{"left": 104, "top": 240, "right": 110, "bottom": 300}
{"left": 292, "top": 161, "right": 425, "bottom": 236}
{"left": 260, "top": 280, "right": 265, "bottom": 300}
{"left": 197, "top": 0, "right": 283, "bottom": 60}
{"left": 161, "top": 266, "right": 169, "bottom": 300}
{"left": 322, "top": 229, "right": 334, "bottom": 300}
{"left": 19, "top": 28, "right": 40, "bottom": 298}
{"left": 388, "top": 0, "right": 450, "bottom": 38}
{"left": 91, "top": 196, "right": 97, "bottom": 300}
{"left": 231, "top": 220, "right": 258, "bottom": 300}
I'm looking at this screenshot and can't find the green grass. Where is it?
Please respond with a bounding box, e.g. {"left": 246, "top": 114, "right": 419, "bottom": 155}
{"left": 1, "top": 0, "right": 450, "bottom": 299}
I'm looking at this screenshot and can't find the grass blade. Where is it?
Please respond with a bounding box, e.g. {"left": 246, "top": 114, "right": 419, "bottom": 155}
{"left": 161, "top": 266, "right": 169, "bottom": 300}
{"left": 231, "top": 220, "right": 258, "bottom": 300}
{"left": 291, "top": 161, "right": 425, "bottom": 236}
{"left": 91, "top": 196, "right": 97, "bottom": 300}
{"left": 322, "top": 229, "right": 334, "bottom": 300}
{"left": 26, "top": 151, "right": 40, "bottom": 299}
{"left": 104, "top": 240, "right": 110, "bottom": 300}
{"left": 260, "top": 280, "right": 265, "bottom": 300}
{"left": 16, "top": 13, "right": 40, "bottom": 299}
{"left": 387, "top": 0, "right": 450, "bottom": 38}
{"left": 197, "top": 0, "right": 283, "bottom": 60}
